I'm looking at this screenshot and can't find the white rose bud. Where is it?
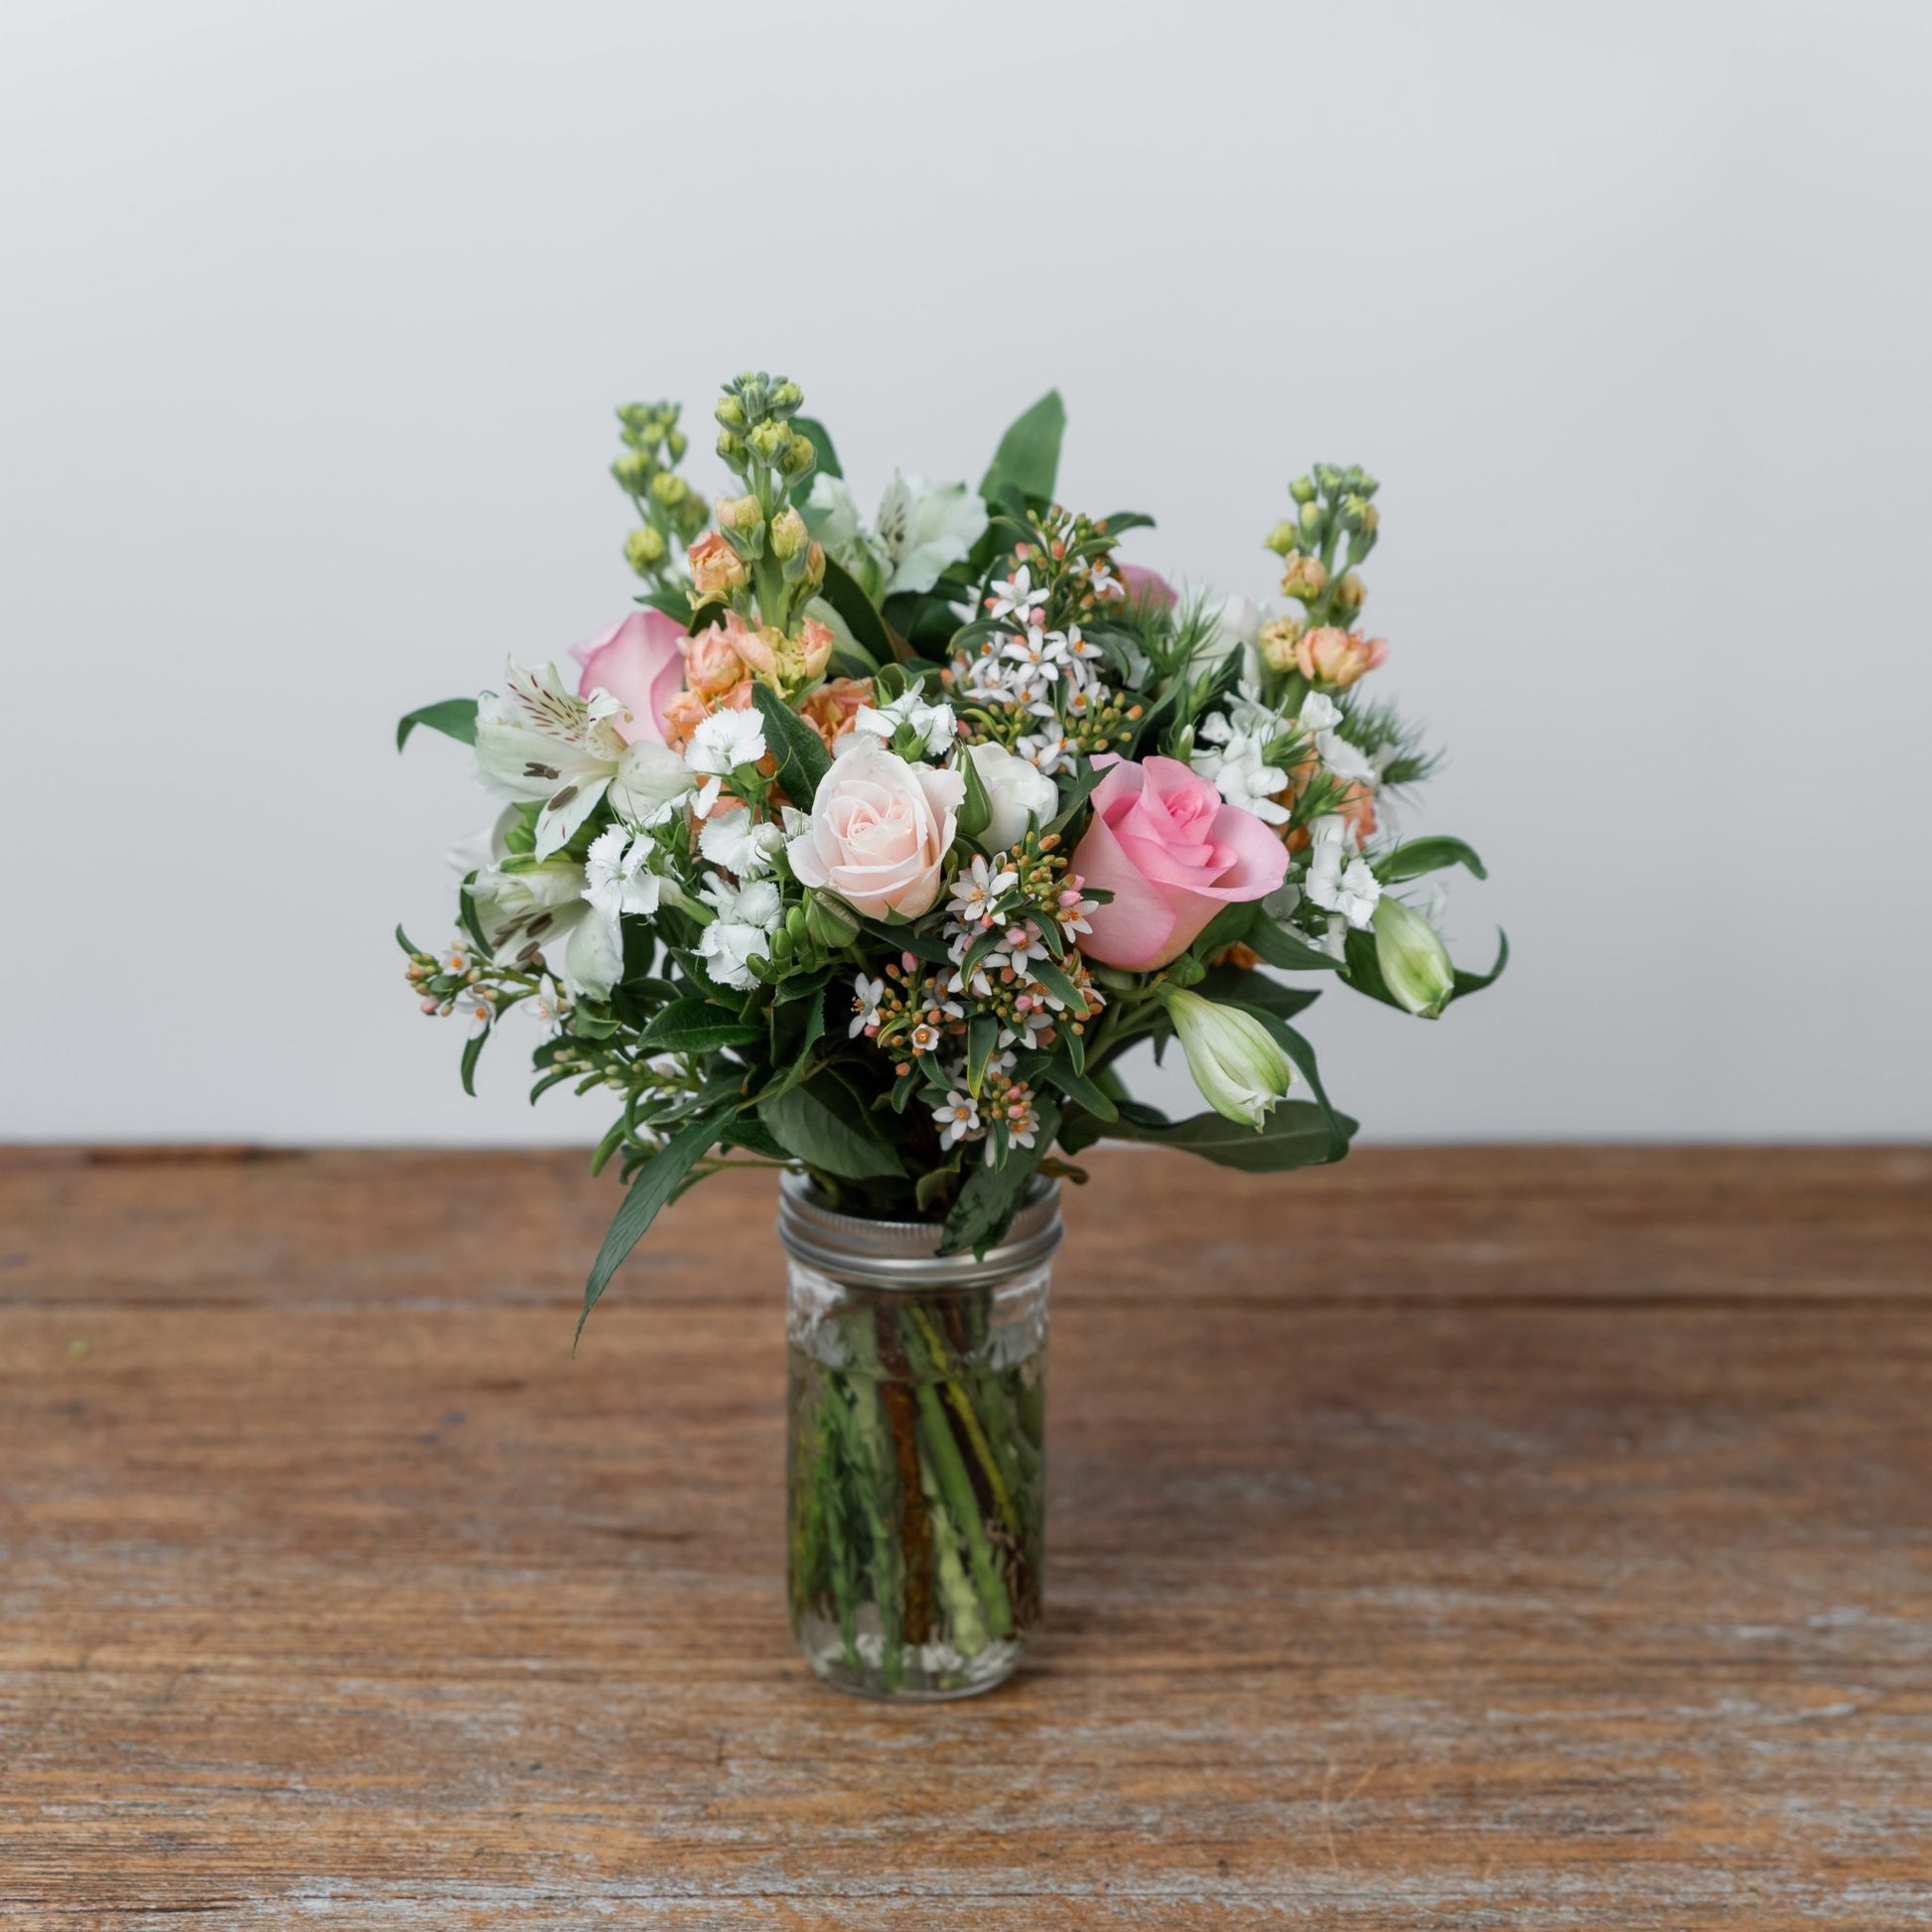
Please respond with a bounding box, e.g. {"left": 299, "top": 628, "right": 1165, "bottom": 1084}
{"left": 1161, "top": 988, "right": 1296, "bottom": 1129}
{"left": 965, "top": 740, "right": 1058, "bottom": 853}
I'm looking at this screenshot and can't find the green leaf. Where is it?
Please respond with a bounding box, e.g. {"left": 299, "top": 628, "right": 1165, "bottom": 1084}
{"left": 1247, "top": 916, "right": 1345, "bottom": 973}
{"left": 752, "top": 682, "right": 831, "bottom": 807}
{"left": 1029, "top": 955, "right": 1089, "bottom": 1017}
{"left": 980, "top": 390, "right": 1066, "bottom": 504}
{"left": 940, "top": 1099, "right": 1058, "bottom": 1256}
{"left": 1043, "top": 1062, "right": 1118, "bottom": 1122}
{"left": 459, "top": 1025, "right": 487, "bottom": 1097}
{"left": 577, "top": 1109, "right": 732, "bottom": 1344}
{"left": 957, "top": 741, "right": 993, "bottom": 842}
{"left": 1107, "top": 1100, "right": 1355, "bottom": 1173}
{"left": 818, "top": 555, "right": 902, "bottom": 665}
{"left": 1374, "top": 836, "right": 1488, "bottom": 885}
{"left": 1226, "top": 1006, "right": 1349, "bottom": 1163}
{"left": 965, "top": 1014, "right": 1000, "bottom": 1096}
{"left": 791, "top": 415, "right": 841, "bottom": 480}
{"left": 393, "top": 923, "right": 420, "bottom": 958}
{"left": 1196, "top": 963, "right": 1321, "bottom": 1023}
{"left": 1044, "top": 759, "right": 1109, "bottom": 837}
{"left": 637, "top": 998, "right": 763, "bottom": 1053}
{"left": 456, "top": 873, "right": 490, "bottom": 958}
{"left": 636, "top": 585, "right": 697, "bottom": 622}
{"left": 396, "top": 698, "right": 478, "bottom": 752}
{"left": 1450, "top": 929, "right": 1510, "bottom": 1002}
{"left": 759, "top": 1078, "right": 904, "bottom": 1181}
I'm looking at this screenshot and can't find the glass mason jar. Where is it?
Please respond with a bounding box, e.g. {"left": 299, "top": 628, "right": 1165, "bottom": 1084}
{"left": 780, "top": 1172, "right": 1059, "bottom": 1700}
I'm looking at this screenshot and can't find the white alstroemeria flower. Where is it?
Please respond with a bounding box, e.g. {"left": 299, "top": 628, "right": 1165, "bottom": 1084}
{"left": 684, "top": 708, "right": 768, "bottom": 817}
{"left": 849, "top": 972, "right": 886, "bottom": 1037}
{"left": 1304, "top": 816, "right": 1382, "bottom": 929}
{"left": 872, "top": 473, "right": 988, "bottom": 595}
{"left": 803, "top": 472, "right": 988, "bottom": 599}
{"left": 854, "top": 689, "right": 957, "bottom": 759}
{"left": 698, "top": 810, "right": 784, "bottom": 879}
{"left": 469, "top": 854, "right": 621, "bottom": 1002}
{"left": 933, "top": 1089, "right": 982, "bottom": 1149}
{"left": 474, "top": 661, "right": 688, "bottom": 856}
{"left": 1193, "top": 593, "right": 1267, "bottom": 676}
{"left": 697, "top": 873, "right": 783, "bottom": 990}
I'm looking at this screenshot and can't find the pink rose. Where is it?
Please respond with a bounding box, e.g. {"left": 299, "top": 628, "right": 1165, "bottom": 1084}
{"left": 786, "top": 737, "right": 965, "bottom": 920}
{"left": 571, "top": 610, "right": 685, "bottom": 746}
{"left": 1120, "top": 564, "right": 1177, "bottom": 609}
{"left": 1071, "top": 756, "right": 1289, "bottom": 970}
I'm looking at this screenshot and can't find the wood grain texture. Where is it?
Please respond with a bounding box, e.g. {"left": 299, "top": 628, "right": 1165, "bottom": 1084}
{"left": 2, "top": 1145, "right": 1929, "bottom": 1929}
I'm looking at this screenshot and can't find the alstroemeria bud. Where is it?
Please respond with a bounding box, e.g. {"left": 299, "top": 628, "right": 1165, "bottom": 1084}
{"left": 1160, "top": 987, "right": 1295, "bottom": 1129}
{"left": 1371, "top": 897, "right": 1454, "bottom": 1018}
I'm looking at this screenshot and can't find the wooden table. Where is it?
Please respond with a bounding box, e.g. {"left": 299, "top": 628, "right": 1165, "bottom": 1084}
{"left": 3, "top": 1146, "right": 1929, "bottom": 1929}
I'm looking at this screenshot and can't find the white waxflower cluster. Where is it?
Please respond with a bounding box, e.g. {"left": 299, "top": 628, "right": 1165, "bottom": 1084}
{"left": 953, "top": 565, "right": 1112, "bottom": 775}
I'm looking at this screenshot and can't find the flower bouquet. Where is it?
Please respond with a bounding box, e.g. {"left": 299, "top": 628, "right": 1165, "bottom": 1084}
{"left": 398, "top": 370, "right": 1503, "bottom": 1695}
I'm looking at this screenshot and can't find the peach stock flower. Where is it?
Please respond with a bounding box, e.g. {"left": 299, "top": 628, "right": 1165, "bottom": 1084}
{"left": 798, "top": 676, "right": 874, "bottom": 750}
{"left": 1071, "top": 757, "right": 1289, "bottom": 970}
{"left": 687, "top": 530, "right": 749, "bottom": 602}
{"left": 786, "top": 737, "right": 965, "bottom": 919}
{"left": 1293, "top": 625, "right": 1387, "bottom": 690}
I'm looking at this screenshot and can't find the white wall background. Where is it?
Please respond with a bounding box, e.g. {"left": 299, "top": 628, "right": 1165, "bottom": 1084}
{"left": 5, "top": 1, "right": 1928, "bottom": 1144}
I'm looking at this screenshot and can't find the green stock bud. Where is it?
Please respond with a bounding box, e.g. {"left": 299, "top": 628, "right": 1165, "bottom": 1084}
{"left": 716, "top": 492, "right": 762, "bottom": 533}
{"left": 1313, "top": 463, "right": 1344, "bottom": 495}
{"left": 673, "top": 494, "right": 711, "bottom": 539}
{"left": 648, "top": 471, "right": 689, "bottom": 508}
{"left": 747, "top": 419, "right": 790, "bottom": 465}
{"left": 1160, "top": 987, "right": 1295, "bottom": 1129}
{"left": 768, "top": 504, "right": 808, "bottom": 561}
{"left": 804, "top": 892, "right": 861, "bottom": 950}
{"left": 716, "top": 429, "right": 748, "bottom": 468}
{"left": 767, "top": 378, "right": 803, "bottom": 417}
{"left": 665, "top": 429, "right": 688, "bottom": 462}
{"left": 1289, "top": 476, "right": 1317, "bottom": 504}
{"left": 1339, "top": 492, "right": 1370, "bottom": 530}
{"left": 1264, "top": 519, "right": 1301, "bottom": 557}
{"left": 1371, "top": 897, "right": 1455, "bottom": 1019}
{"left": 778, "top": 432, "right": 816, "bottom": 482}
{"left": 715, "top": 395, "right": 748, "bottom": 430}
{"left": 611, "top": 450, "right": 652, "bottom": 493}
{"left": 1299, "top": 500, "right": 1324, "bottom": 538}
{"left": 623, "top": 525, "right": 667, "bottom": 574}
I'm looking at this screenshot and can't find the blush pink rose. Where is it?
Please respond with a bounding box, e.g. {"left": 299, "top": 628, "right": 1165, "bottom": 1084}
{"left": 571, "top": 611, "right": 685, "bottom": 746}
{"left": 786, "top": 737, "right": 965, "bottom": 920}
{"left": 1071, "top": 756, "right": 1289, "bottom": 970}
{"left": 1120, "top": 564, "right": 1177, "bottom": 609}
